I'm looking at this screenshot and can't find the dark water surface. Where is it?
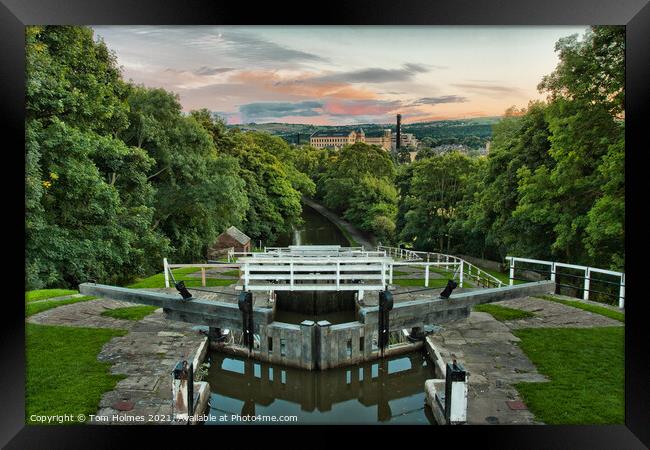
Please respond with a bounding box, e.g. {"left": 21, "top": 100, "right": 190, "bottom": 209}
{"left": 273, "top": 203, "right": 349, "bottom": 247}
{"left": 204, "top": 351, "right": 436, "bottom": 425}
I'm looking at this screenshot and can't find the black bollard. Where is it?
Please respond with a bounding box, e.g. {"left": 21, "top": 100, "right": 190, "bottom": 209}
{"left": 378, "top": 289, "right": 394, "bottom": 354}
{"left": 439, "top": 279, "right": 458, "bottom": 299}
{"left": 238, "top": 291, "right": 254, "bottom": 351}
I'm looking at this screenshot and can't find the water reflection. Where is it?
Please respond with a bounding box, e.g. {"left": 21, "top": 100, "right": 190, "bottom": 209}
{"left": 205, "top": 351, "right": 436, "bottom": 425}
{"left": 273, "top": 203, "right": 349, "bottom": 247}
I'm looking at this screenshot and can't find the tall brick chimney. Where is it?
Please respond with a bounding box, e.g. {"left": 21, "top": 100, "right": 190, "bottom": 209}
{"left": 396, "top": 114, "right": 402, "bottom": 150}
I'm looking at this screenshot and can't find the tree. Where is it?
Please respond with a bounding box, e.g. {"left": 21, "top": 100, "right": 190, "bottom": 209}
{"left": 399, "top": 151, "right": 476, "bottom": 252}
{"left": 121, "top": 88, "right": 248, "bottom": 262}
{"left": 25, "top": 26, "right": 169, "bottom": 288}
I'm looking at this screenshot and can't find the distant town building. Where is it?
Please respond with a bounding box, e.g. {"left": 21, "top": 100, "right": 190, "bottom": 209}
{"left": 207, "top": 226, "right": 251, "bottom": 260}
{"left": 364, "top": 129, "right": 392, "bottom": 151}
{"left": 309, "top": 128, "right": 392, "bottom": 151}
{"left": 392, "top": 132, "right": 419, "bottom": 151}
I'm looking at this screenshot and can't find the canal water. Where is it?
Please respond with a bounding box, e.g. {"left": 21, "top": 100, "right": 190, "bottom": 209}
{"left": 204, "top": 351, "right": 436, "bottom": 425}
{"left": 205, "top": 201, "right": 434, "bottom": 425}
{"left": 272, "top": 203, "right": 349, "bottom": 247}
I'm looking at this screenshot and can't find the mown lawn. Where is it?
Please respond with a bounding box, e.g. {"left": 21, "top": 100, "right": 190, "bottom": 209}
{"left": 126, "top": 267, "right": 237, "bottom": 289}
{"left": 102, "top": 305, "right": 158, "bottom": 320}
{"left": 26, "top": 296, "right": 97, "bottom": 317}
{"left": 537, "top": 295, "right": 624, "bottom": 322}
{"left": 514, "top": 326, "right": 624, "bottom": 424}
{"left": 472, "top": 303, "right": 534, "bottom": 321}
{"left": 101, "top": 305, "right": 159, "bottom": 321}
{"left": 26, "top": 323, "right": 127, "bottom": 424}
{"left": 26, "top": 289, "right": 78, "bottom": 302}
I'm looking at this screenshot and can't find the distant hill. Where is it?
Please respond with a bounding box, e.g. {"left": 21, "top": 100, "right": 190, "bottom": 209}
{"left": 228, "top": 117, "right": 502, "bottom": 148}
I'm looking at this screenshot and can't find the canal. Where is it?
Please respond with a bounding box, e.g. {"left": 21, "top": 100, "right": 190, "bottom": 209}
{"left": 204, "top": 351, "right": 436, "bottom": 425}
{"left": 204, "top": 201, "right": 435, "bottom": 425}
{"left": 272, "top": 202, "right": 350, "bottom": 247}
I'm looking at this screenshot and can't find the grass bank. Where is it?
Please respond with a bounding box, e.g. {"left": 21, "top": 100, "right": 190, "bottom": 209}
{"left": 472, "top": 303, "right": 534, "bottom": 321}
{"left": 514, "top": 326, "right": 623, "bottom": 424}
{"left": 26, "top": 295, "right": 97, "bottom": 317}
{"left": 101, "top": 305, "right": 159, "bottom": 321}
{"left": 26, "top": 289, "right": 78, "bottom": 302}
{"left": 537, "top": 295, "right": 624, "bottom": 322}
{"left": 26, "top": 323, "right": 127, "bottom": 424}
{"left": 127, "top": 267, "right": 236, "bottom": 289}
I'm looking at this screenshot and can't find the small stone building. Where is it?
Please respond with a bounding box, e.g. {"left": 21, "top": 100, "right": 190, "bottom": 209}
{"left": 207, "top": 226, "right": 251, "bottom": 259}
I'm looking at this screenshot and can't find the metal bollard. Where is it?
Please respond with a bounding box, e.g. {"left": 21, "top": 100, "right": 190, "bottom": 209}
{"left": 444, "top": 360, "right": 468, "bottom": 424}
{"left": 171, "top": 360, "right": 194, "bottom": 422}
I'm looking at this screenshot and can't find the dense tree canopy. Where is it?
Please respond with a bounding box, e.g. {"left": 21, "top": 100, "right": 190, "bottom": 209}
{"left": 25, "top": 25, "right": 625, "bottom": 291}
{"left": 394, "top": 26, "right": 625, "bottom": 271}
{"left": 25, "top": 26, "right": 310, "bottom": 289}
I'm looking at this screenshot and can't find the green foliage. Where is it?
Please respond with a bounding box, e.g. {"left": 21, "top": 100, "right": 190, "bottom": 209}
{"left": 318, "top": 143, "right": 397, "bottom": 242}
{"left": 101, "top": 305, "right": 159, "bottom": 321}
{"left": 399, "top": 151, "right": 477, "bottom": 252}
{"left": 26, "top": 296, "right": 97, "bottom": 317}
{"left": 514, "top": 326, "right": 623, "bottom": 424}
{"left": 395, "top": 26, "right": 624, "bottom": 273}
{"left": 25, "top": 289, "right": 78, "bottom": 302}
{"left": 26, "top": 323, "right": 127, "bottom": 423}
{"left": 537, "top": 295, "right": 624, "bottom": 322}
{"left": 25, "top": 26, "right": 169, "bottom": 289}
{"left": 472, "top": 304, "right": 534, "bottom": 321}
{"left": 121, "top": 88, "right": 248, "bottom": 263}
{"left": 26, "top": 26, "right": 309, "bottom": 290}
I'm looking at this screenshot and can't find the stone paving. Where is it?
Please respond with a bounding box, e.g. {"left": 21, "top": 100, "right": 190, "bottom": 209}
{"left": 27, "top": 286, "right": 622, "bottom": 426}
{"left": 427, "top": 294, "right": 623, "bottom": 425}
{"left": 27, "top": 294, "right": 207, "bottom": 424}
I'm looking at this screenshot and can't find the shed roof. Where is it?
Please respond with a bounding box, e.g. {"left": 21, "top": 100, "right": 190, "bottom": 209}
{"left": 221, "top": 226, "right": 251, "bottom": 245}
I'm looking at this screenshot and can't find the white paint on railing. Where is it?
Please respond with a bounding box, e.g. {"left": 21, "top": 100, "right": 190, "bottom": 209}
{"left": 583, "top": 268, "right": 591, "bottom": 301}
{"left": 377, "top": 246, "right": 505, "bottom": 288}
{"left": 506, "top": 255, "right": 625, "bottom": 308}
{"left": 164, "top": 257, "right": 170, "bottom": 288}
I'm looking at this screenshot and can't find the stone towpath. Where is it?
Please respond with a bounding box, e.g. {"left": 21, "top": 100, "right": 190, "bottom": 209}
{"left": 27, "top": 289, "right": 207, "bottom": 424}
{"left": 427, "top": 295, "right": 623, "bottom": 425}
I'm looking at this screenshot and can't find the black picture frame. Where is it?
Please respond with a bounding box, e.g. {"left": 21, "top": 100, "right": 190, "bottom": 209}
{"left": 2, "top": 0, "right": 648, "bottom": 447}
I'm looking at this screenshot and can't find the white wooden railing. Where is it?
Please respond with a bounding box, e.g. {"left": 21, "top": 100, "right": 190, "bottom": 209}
{"left": 377, "top": 245, "right": 505, "bottom": 288}
{"left": 506, "top": 256, "right": 625, "bottom": 308}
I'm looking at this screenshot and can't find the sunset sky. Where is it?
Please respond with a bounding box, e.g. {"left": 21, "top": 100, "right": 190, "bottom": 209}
{"left": 92, "top": 26, "right": 588, "bottom": 125}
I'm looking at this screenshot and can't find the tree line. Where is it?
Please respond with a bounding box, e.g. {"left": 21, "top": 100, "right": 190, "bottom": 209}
{"left": 25, "top": 26, "right": 311, "bottom": 289}
{"left": 25, "top": 25, "right": 624, "bottom": 291}
{"left": 299, "top": 26, "right": 624, "bottom": 272}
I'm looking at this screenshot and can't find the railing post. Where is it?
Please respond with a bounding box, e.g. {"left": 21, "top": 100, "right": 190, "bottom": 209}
{"left": 164, "top": 258, "right": 170, "bottom": 288}
{"left": 201, "top": 267, "right": 206, "bottom": 287}
{"left": 381, "top": 262, "right": 386, "bottom": 288}
{"left": 583, "top": 268, "right": 590, "bottom": 301}
{"left": 290, "top": 262, "right": 294, "bottom": 289}
{"left": 244, "top": 263, "right": 250, "bottom": 287}
{"left": 425, "top": 265, "right": 430, "bottom": 287}
{"left": 389, "top": 264, "right": 393, "bottom": 284}
{"left": 509, "top": 257, "right": 515, "bottom": 286}
{"left": 619, "top": 274, "right": 625, "bottom": 309}
{"left": 336, "top": 262, "right": 340, "bottom": 290}
{"left": 550, "top": 262, "right": 556, "bottom": 282}
{"left": 459, "top": 261, "right": 464, "bottom": 288}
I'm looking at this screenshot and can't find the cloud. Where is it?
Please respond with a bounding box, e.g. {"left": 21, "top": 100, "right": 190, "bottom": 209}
{"left": 323, "top": 99, "right": 403, "bottom": 116}
{"left": 451, "top": 83, "right": 523, "bottom": 97}
{"left": 413, "top": 95, "right": 468, "bottom": 105}
{"left": 239, "top": 101, "right": 324, "bottom": 121}
{"left": 231, "top": 70, "right": 378, "bottom": 100}
{"left": 193, "top": 66, "right": 235, "bottom": 76}
{"left": 311, "top": 63, "right": 431, "bottom": 84}
{"left": 189, "top": 30, "right": 327, "bottom": 64}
